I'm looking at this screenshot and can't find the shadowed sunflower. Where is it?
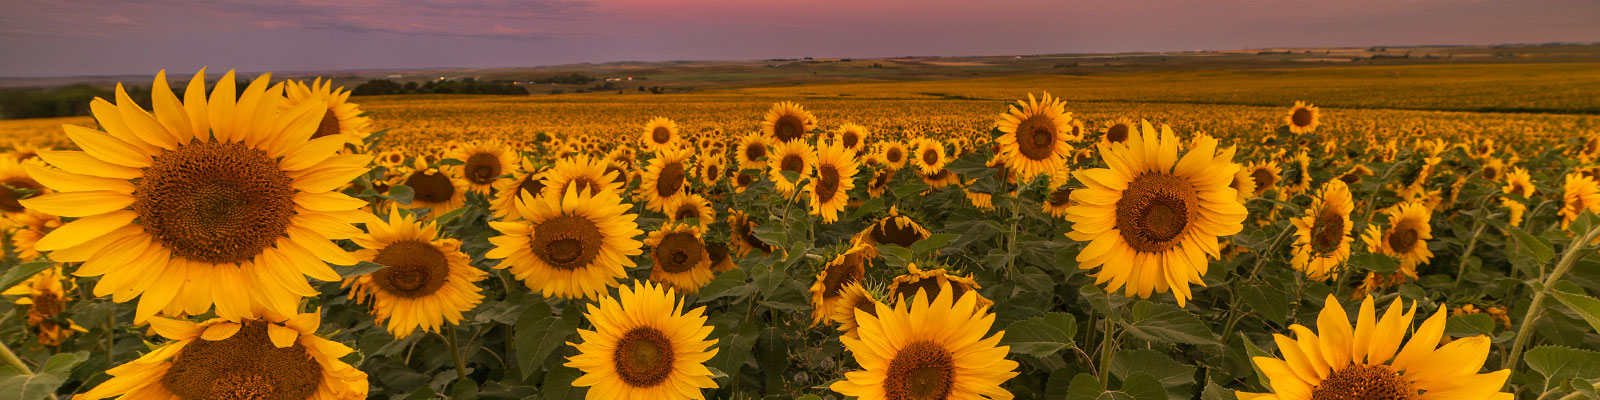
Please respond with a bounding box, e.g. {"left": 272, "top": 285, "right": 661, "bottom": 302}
{"left": 394, "top": 163, "right": 468, "bottom": 219}
{"left": 1559, "top": 173, "right": 1600, "bottom": 230}
{"left": 1043, "top": 166, "right": 1075, "bottom": 217}
{"left": 647, "top": 223, "right": 714, "bottom": 294}
{"left": 1243, "top": 160, "right": 1282, "bottom": 197}
{"left": 809, "top": 139, "right": 860, "bottom": 223}
{"left": 1283, "top": 151, "right": 1312, "bottom": 194}
{"left": 283, "top": 77, "right": 373, "bottom": 147}
{"left": 1066, "top": 119, "right": 1086, "bottom": 141}
{"left": 490, "top": 161, "right": 547, "bottom": 221}
{"left": 642, "top": 147, "right": 692, "bottom": 212}
{"left": 566, "top": 280, "right": 719, "bottom": 399}
{"left": 706, "top": 241, "right": 736, "bottom": 272}
{"left": 866, "top": 168, "right": 893, "bottom": 198}
{"left": 768, "top": 140, "right": 817, "bottom": 197}
{"left": 828, "top": 281, "right": 882, "bottom": 339}
{"left": 1064, "top": 121, "right": 1247, "bottom": 307}
{"left": 0, "top": 155, "right": 47, "bottom": 219}
{"left": 1101, "top": 118, "right": 1136, "bottom": 147}
{"left": 2, "top": 267, "right": 87, "bottom": 347}
{"left": 830, "top": 280, "right": 1019, "bottom": 400}
{"left": 922, "top": 169, "right": 959, "bottom": 190}
{"left": 447, "top": 141, "right": 516, "bottom": 195}
{"left": 836, "top": 123, "right": 871, "bottom": 153}
{"left": 1236, "top": 295, "right": 1511, "bottom": 400}
{"left": 878, "top": 140, "right": 909, "bottom": 171}
{"left": 79, "top": 311, "right": 368, "bottom": 400}
{"left": 665, "top": 193, "right": 715, "bottom": 230}
{"left": 727, "top": 210, "right": 773, "bottom": 258}
{"left": 543, "top": 154, "right": 623, "bottom": 200}
{"left": 854, "top": 207, "right": 931, "bottom": 260}
{"left": 1363, "top": 202, "right": 1433, "bottom": 280}
{"left": 909, "top": 137, "right": 948, "bottom": 176}
{"left": 345, "top": 206, "right": 485, "bottom": 339}
{"left": 697, "top": 151, "right": 726, "bottom": 188}
{"left": 20, "top": 70, "right": 371, "bottom": 323}
{"left": 887, "top": 264, "right": 993, "bottom": 309}
{"left": 8, "top": 209, "right": 60, "bottom": 260}
{"left": 1291, "top": 180, "right": 1354, "bottom": 282}
{"left": 641, "top": 117, "right": 680, "bottom": 153}
{"left": 995, "top": 92, "right": 1075, "bottom": 180}
{"left": 763, "top": 101, "right": 816, "bottom": 143}
{"left": 1284, "top": 101, "right": 1320, "bottom": 134}
{"left": 809, "top": 242, "right": 869, "bottom": 326}
{"left": 736, "top": 132, "right": 769, "bottom": 172}
{"left": 487, "top": 186, "right": 643, "bottom": 301}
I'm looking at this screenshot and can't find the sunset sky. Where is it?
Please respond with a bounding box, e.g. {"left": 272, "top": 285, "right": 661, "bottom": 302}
{"left": 2, "top": 0, "right": 1597, "bottom": 77}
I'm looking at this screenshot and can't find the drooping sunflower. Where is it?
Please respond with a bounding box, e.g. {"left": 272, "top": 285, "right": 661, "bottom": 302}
{"left": 447, "top": 141, "right": 517, "bottom": 195}
{"left": 908, "top": 137, "right": 948, "bottom": 176}
{"left": 646, "top": 223, "right": 714, "bottom": 294}
{"left": 835, "top": 123, "right": 871, "bottom": 153}
{"left": 768, "top": 140, "right": 817, "bottom": 197}
{"left": 1064, "top": 121, "right": 1247, "bottom": 307}
{"left": 995, "top": 92, "right": 1075, "bottom": 180}
{"left": 283, "top": 77, "right": 373, "bottom": 146}
{"left": 735, "top": 132, "right": 770, "bottom": 172}
{"left": 1283, "top": 150, "right": 1312, "bottom": 194}
{"left": 1101, "top": 118, "right": 1136, "bottom": 147}
{"left": 922, "top": 169, "right": 959, "bottom": 190}
{"left": 830, "top": 281, "right": 1019, "bottom": 400}
{"left": 0, "top": 155, "right": 47, "bottom": 219}
{"left": 1043, "top": 166, "right": 1075, "bottom": 217}
{"left": 1284, "top": 100, "right": 1321, "bottom": 134}
{"left": 828, "top": 281, "right": 882, "bottom": 338}
{"left": 490, "top": 162, "right": 547, "bottom": 221}
{"left": 641, "top": 117, "right": 680, "bottom": 153}
{"left": 79, "top": 312, "right": 369, "bottom": 400}
{"left": 665, "top": 193, "right": 715, "bottom": 230}
{"left": 345, "top": 207, "right": 485, "bottom": 339}
{"left": 1236, "top": 295, "right": 1511, "bottom": 400}
{"left": 20, "top": 70, "right": 370, "bottom": 323}
{"left": 1364, "top": 202, "right": 1434, "bottom": 279}
{"left": 866, "top": 168, "right": 893, "bottom": 198}
{"left": 543, "top": 154, "right": 623, "bottom": 200}
{"left": 487, "top": 186, "right": 644, "bottom": 301}
{"left": 762, "top": 101, "right": 816, "bottom": 143}
{"left": 1243, "top": 160, "right": 1282, "bottom": 197}
{"left": 809, "top": 242, "right": 870, "bottom": 326}
{"left": 887, "top": 264, "right": 993, "bottom": 309}
{"left": 565, "top": 280, "right": 720, "bottom": 400}
{"left": 1291, "top": 180, "right": 1354, "bottom": 282}
{"left": 727, "top": 210, "right": 773, "bottom": 257}
{"left": 395, "top": 164, "right": 468, "bottom": 219}
{"left": 641, "top": 147, "right": 693, "bottom": 212}
{"left": 878, "top": 140, "right": 909, "bottom": 171}
{"left": 2, "top": 267, "right": 87, "bottom": 347}
{"left": 809, "top": 139, "right": 861, "bottom": 224}
{"left": 854, "top": 207, "right": 931, "bottom": 260}
{"left": 1559, "top": 173, "right": 1600, "bottom": 230}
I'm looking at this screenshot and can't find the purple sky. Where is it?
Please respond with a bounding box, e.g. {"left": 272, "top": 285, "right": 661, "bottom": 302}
{"left": 2, "top": 0, "right": 1597, "bottom": 78}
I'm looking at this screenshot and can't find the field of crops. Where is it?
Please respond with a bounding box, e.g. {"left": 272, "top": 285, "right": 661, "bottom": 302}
{"left": 2, "top": 63, "right": 1600, "bottom": 400}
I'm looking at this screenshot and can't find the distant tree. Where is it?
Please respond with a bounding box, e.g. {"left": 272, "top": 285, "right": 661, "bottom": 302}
{"left": 352, "top": 79, "right": 405, "bottom": 95}
{"left": 403, "top": 82, "right": 419, "bottom": 92}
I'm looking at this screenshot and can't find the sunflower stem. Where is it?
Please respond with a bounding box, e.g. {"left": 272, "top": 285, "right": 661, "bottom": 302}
{"left": 1503, "top": 219, "right": 1600, "bottom": 373}
{"left": 444, "top": 326, "right": 469, "bottom": 382}
{"left": 1097, "top": 315, "right": 1116, "bottom": 387}
{"left": 0, "top": 339, "right": 31, "bottom": 376}
{"left": 1451, "top": 222, "right": 1489, "bottom": 292}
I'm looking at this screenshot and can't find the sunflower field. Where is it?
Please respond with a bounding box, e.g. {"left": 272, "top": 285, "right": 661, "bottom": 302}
{"left": 1, "top": 67, "right": 1599, "bottom": 400}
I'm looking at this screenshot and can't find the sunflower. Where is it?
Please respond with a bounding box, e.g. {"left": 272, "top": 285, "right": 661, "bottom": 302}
{"left": 1064, "top": 121, "right": 1247, "bottom": 307}
{"left": 544, "top": 154, "right": 624, "bottom": 200}
{"left": 1364, "top": 202, "right": 1434, "bottom": 280}
{"left": 830, "top": 281, "right": 1019, "bottom": 400}
{"left": 8, "top": 141, "right": 47, "bottom": 161}
{"left": 866, "top": 168, "right": 893, "bottom": 198}
{"left": 1101, "top": 118, "right": 1136, "bottom": 147}
{"left": 1502, "top": 167, "right": 1535, "bottom": 198}
{"left": 762, "top": 101, "right": 816, "bottom": 143}
{"left": 487, "top": 186, "right": 644, "bottom": 301}
{"left": 1236, "top": 295, "right": 1511, "bottom": 400}
{"left": 2, "top": 267, "right": 87, "bottom": 347}
{"left": 855, "top": 207, "right": 931, "bottom": 260}
{"left": 878, "top": 140, "right": 910, "bottom": 171}
{"left": 283, "top": 77, "right": 373, "bottom": 146}
{"left": 641, "top": 147, "right": 693, "bottom": 212}
{"left": 8, "top": 209, "right": 60, "bottom": 260}
{"left": 565, "top": 280, "right": 719, "bottom": 399}
{"left": 1243, "top": 160, "right": 1282, "bottom": 197}
{"left": 447, "top": 141, "right": 516, "bottom": 195}
{"left": 0, "top": 155, "right": 47, "bottom": 219}
{"left": 922, "top": 169, "right": 959, "bottom": 190}
{"left": 665, "top": 193, "right": 715, "bottom": 230}
{"left": 908, "top": 137, "right": 948, "bottom": 176}
{"left": 736, "top": 132, "right": 770, "bottom": 172}
{"left": 490, "top": 162, "right": 548, "bottom": 221}
{"left": 1283, "top": 151, "right": 1312, "bottom": 194}
{"left": 1337, "top": 164, "right": 1374, "bottom": 186}
{"left": 809, "top": 139, "right": 861, "bottom": 224}
{"left": 995, "top": 92, "right": 1075, "bottom": 180}
{"left": 1065, "top": 119, "right": 1087, "bottom": 141}
{"left": 1043, "top": 166, "right": 1076, "bottom": 217}
{"left": 828, "top": 281, "right": 882, "bottom": 339}
{"left": 1291, "top": 180, "right": 1354, "bottom": 282}
{"left": 727, "top": 210, "right": 773, "bottom": 257}
{"left": 706, "top": 241, "right": 737, "bottom": 272}
{"left": 395, "top": 164, "right": 468, "bottom": 219}
{"left": 646, "top": 223, "right": 715, "bottom": 294}
{"left": 1284, "top": 100, "right": 1321, "bottom": 134}
{"left": 887, "top": 264, "right": 993, "bottom": 309}
{"left": 20, "top": 70, "right": 370, "bottom": 323}
{"left": 375, "top": 148, "right": 407, "bottom": 168}
{"left": 1559, "top": 173, "right": 1600, "bottom": 230}
{"left": 641, "top": 117, "right": 680, "bottom": 153}
{"left": 345, "top": 206, "right": 485, "bottom": 338}
{"left": 768, "top": 140, "right": 817, "bottom": 197}
{"left": 697, "top": 151, "right": 726, "bottom": 188}
{"left": 809, "top": 242, "right": 870, "bottom": 326}
{"left": 836, "top": 123, "right": 871, "bottom": 153}
{"left": 79, "top": 311, "right": 369, "bottom": 400}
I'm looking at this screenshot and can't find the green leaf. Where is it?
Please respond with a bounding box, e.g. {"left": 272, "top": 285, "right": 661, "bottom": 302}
{"left": 880, "top": 245, "right": 913, "bottom": 270}
{"left": 1551, "top": 282, "right": 1600, "bottom": 335}
{"left": 1443, "top": 313, "right": 1495, "bottom": 338}
{"left": 1347, "top": 252, "right": 1398, "bottom": 275}
{"left": 339, "top": 261, "right": 387, "bottom": 279}
{"left": 1239, "top": 283, "right": 1290, "bottom": 326}
{"left": 1240, "top": 333, "right": 1274, "bottom": 388}
{"left": 432, "top": 206, "right": 471, "bottom": 227}
{"left": 1201, "top": 379, "right": 1238, "bottom": 400}
{"left": 1569, "top": 377, "right": 1599, "bottom": 399}
{"left": 450, "top": 379, "right": 479, "bottom": 400}
{"left": 512, "top": 301, "right": 578, "bottom": 380}
{"left": 1067, "top": 373, "right": 1106, "bottom": 399}
{"left": 439, "top": 158, "right": 466, "bottom": 166}
{"left": 538, "top": 365, "right": 585, "bottom": 400}
{"left": 910, "top": 233, "right": 957, "bottom": 257}
{"left": 999, "top": 312, "right": 1077, "bottom": 359}
{"left": 1120, "top": 372, "right": 1169, "bottom": 400}
{"left": 387, "top": 184, "right": 416, "bottom": 205}
{"left": 698, "top": 269, "right": 753, "bottom": 301}
{"left": 0, "top": 261, "right": 52, "bottom": 293}
{"left": 1508, "top": 225, "right": 1556, "bottom": 264}
{"left": 0, "top": 351, "right": 87, "bottom": 400}
{"left": 1124, "top": 301, "right": 1221, "bottom": 346}
{"left": 1109, "top": 349, "right": 1197, "bottom": 390}
{"left": 892, "top": 179, "right": 929, "bottom": 198}
{"left": 1526, "top": 346, "right": 1600, "bottom": 385}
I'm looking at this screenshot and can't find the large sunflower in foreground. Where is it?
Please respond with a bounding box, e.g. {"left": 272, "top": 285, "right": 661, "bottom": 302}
{"left": 762, "top": 101, "right": 816, "bottom": 143}
{"left": 646, "top": 223, "right": 714, "bottom": 294}
{"left": 641, "top": 117, "right": 680, "bottom": 153}
{"left": 346, "top": 207, "right": 485, "bottom": 339}
{"left": 1236, "top": 295, "right": 1511, "bottom": 400}
{"left": 995, "top": 92, "right": 1075, "bottom": 180}
{"left": 830, "top": 281, "right": 1019, "bottom": 400}
{"left": 1363, "top": 202, "right": 1433, "bottom": 279}
{"left": 566, "top": 280, "right": 720, "bottom": 399}
{"left": 809, "top": 242, "right": 869, "bottom": 326}
{"left": 21, "top": 70, "right": 370, "bottom": 323}
{"left": 768, "top": 140, "right": 817, "bottom": 197}
{"left": 447, "top": 141, "right": 517, "bottom": 195}
{"left": 1284, "top": 100, "right": 1321, "bottom": 134}
{"left": 1064, "top": 121, "right": 1246, "bottom": 307}
{"left": 808, "top": 139, "right": 860, "bottom": 223}
{"left": 1291, "top": 180, "right": 1354, "bottom": 282}
{"left": 283, "top": 77, "right": 373, "bottom": 146}
{"left": 641, "top": 147, "right": 692, "bottom": 212}
{"left": 79, "top": 311, "right": 368, "bottom": 400}
{"left": 487, "top": 187, "right": 644, "bottom": 301}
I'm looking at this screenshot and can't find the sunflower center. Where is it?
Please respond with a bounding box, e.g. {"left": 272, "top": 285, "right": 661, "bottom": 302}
{"left": 29, "top": 291, "right": 62, "bottom": 319}
{"left": 672, "top": 203, "right": 699, "bottom": 221}
{"left": 775, "top": 115, "right": 805, "bottom": 142}
{"left": 1482, "top": 165, "right": 1500, "bottom": 180}
{"left": 1250, "top": 168, "right": 1277, "bottom": 193}
{"left": 736, "top": 173, "right": 755, "bottom": 186}
{"left": 887, "top": 147, "right": 904, "bottom": 163}
{"left": 654, "top": 232, "right": 703, "bottom": 273}
{"left": 651, "top": 127, "right": 672, "bottom": 145}
{"left": 853, "top": 297, "right": 879, "bottom": 318}
{"left": 1016, "top": 115, "right": 1058, "bottom": 160}
{"left": 872, "top": 218, "right": 926, "bottom": 248}
{"left": 1339, "top": 172, "right": 1361, "bottom": 185}
{"left": 370, "top": 240, "right": 450, "bottom": 298}
{"left": 843, "top": 132, "right": 861, "bottom": 150}
{"left": 463, "top": 153, "right": 502, "bottom": 185}
{"left": 1311, "top": 209, "right": 1346, "bottom": 254}
{"left": 821, "top": 255, "right": 863, "bottom": 299}
{"left": 604, "top": 165, "right": 628, "bottom": 186}
{"left": 311, "top": 109, "right": 340, "bottom": 139}
{"left": 0, "top": 178, "right": 42, "bottom": 213}
{"left": 163, "top": 320, "right": 323, "bottom": 400}
{"left": 532, "top": 215, "right": 603, "bottom": 270}
{"left": 1291, "top": 108, "right": 1314, "bottom": 128}
{"left": 921, "top": 149, "right": 940, "bottom": 166}
{"left": 871, "top": 170, "right": 892, "bottom": 189}
{"left": 816, "top": 165, "right": 842, "bottom": 200}
{"left": 1309, "top": 364, "right": 1416, "bottom": 400}
{"left": 707, "top": 242, "right": 730, "bottom": 265}
{"left": 885, "top": 340, "right": 955, "bottom": 400}
{"left": 405, "top": 170, "right": 455, "bottom": 204}
{"left": 893, "top": 277, "right": 965, "bottom": 306}
{"left": 134, "top": 141, "right": 296, "bottom": 265}
{"left": 744, "top": 143, "right": 767, "bottom": 163}
{"left": 780, "top": 154, "right": 804, "bottom": 174}
{"left": 516, "top": 174, "right": 546, "bottom": 199}
{"left": 656, "top": 162, "right": 685, "bottom": 197}
{"left": 613, "top": 327, "right": 675, "bottom": 388}
{"left": 1106, "top": 124, "right": 1130, "bottom": 143}
{"left": 1048, "top": 187, "right": 1073, "bottom": 207}
{"left": 1115, "top": 172, "right": 1198, "bottom": 253}
{"left": 1388, "top": 226, "right": 1419, "bottom": 254}
{"left": 563, "top": 177, "right": 603, "bottom": 198}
